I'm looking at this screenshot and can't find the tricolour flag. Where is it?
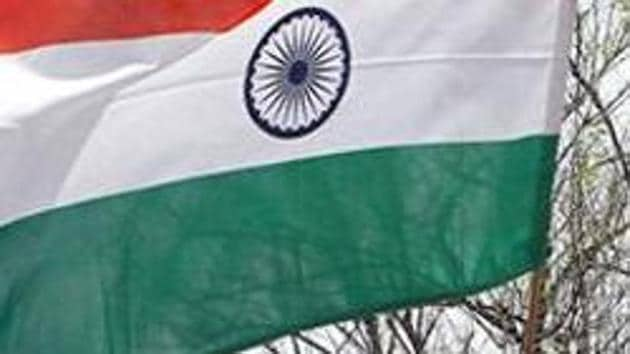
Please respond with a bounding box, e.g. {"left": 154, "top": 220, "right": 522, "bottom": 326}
{"left": 0, "top": 1, "right": 574, "bottom": 353}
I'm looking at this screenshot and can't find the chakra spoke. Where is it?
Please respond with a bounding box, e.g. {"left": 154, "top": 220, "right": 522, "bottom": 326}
{"left": 313, "top": 42, "right": 337, "bottom": 62}
{"left": 309, "top": 32, "right": 329, "bottom": 60}
{"left": 290, "top": 20, "right": 300, "bottom": 58}
{"left": 281, "top": 90, "right": 293, "bottom": 126}
{"left": 315, "top": 52, "right": 343, "bottom": 66}
{"left": 305, "top": 80, "right": 326, "bottom": 106}
{"left": 303, "top": 19, "right": 318, "bottom": 57}
{"left": 306, "top": 25, "right": 326, "bottom": 57}
{"left": 298, "top": 17, "right": 309, "bottom": 56}
{"left": 281, "top": 28, "right": 297, "bottom": 61}
{"left": 271, "top": 36, "right": 292, "bottom": 64}
{"left": 261, "top": 88, "right": 285, "bottom": 116}
{"left": 254, "top": 71, "right": 285, "bottom": 82}
{"left": 297, "top": 86, "right": 309, "bottom": 121}
{"left": 313, "top": 65, "right": 343, "bottom": 74}
{"left": 254, "top": 79, "right": 283, "bottom": 94}
{"left": 309, "top": 77, "right": 335, "bottom": 96}
{"left": 273, "top": 92, "right": 289, "bottom": 122}
{"left": 302, "top": 84, "right": 318, "bottom": 116}
{"left": 262, "top": 48, "right": 288, "bottom": 66}
{"left": 312, "top": 73, "right": 338, "bottom": 84}
{"left": 257, "top": 61, "right": 285, "bottom": 72}
{"left": 260, "top": 87, "right": 283, "bottom": 107}
{"left": 288, "top": 89, "right": 300, "bottom": 127}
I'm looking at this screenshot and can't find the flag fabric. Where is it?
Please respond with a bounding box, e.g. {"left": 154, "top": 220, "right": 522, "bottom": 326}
{"left": 0, "top": 1, "right": 574, "bottom": 353}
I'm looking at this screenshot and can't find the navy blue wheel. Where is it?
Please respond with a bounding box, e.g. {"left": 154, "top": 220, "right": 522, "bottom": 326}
{"left": 244, "top": 7, "right": 351, "bottom": 139}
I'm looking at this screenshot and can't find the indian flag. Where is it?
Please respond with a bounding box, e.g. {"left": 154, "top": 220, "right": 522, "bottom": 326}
{"left": 0, "top": 1, "right": 574, "bottom": 353}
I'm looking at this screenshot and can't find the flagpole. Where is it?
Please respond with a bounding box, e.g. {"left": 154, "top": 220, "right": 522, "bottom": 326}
{"left": 523, "top": 268, "right": 547, "bottom": 354}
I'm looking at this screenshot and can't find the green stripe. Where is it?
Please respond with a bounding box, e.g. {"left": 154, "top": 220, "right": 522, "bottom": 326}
{"left": 0, "top": 136, "right": 556, "bottom": 354}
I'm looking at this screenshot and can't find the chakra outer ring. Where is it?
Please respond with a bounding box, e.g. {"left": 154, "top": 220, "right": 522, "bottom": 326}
{"left": 244, "top": 7, "right": 352, "bottom": 139}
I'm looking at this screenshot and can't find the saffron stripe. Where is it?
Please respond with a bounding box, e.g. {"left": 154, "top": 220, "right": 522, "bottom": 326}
{"left": 0, "top": 0, "right": 270, "bottom": 53}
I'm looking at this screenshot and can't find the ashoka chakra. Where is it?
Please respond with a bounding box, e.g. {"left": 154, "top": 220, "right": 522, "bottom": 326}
{"left": 244, "top": 7, "right": 351, "bottom": 139}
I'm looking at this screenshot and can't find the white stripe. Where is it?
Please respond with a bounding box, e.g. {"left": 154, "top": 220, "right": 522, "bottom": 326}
{"left": 0, "top": 0, "right": 574, "bottom": 224}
